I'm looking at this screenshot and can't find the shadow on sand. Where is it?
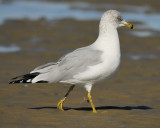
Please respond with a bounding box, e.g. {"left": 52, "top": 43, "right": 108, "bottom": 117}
{"left": 28, "top": 106, "right": 152, "bottom": 111}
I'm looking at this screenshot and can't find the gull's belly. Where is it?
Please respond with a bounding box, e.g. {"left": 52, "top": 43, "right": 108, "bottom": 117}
{"left": 98, "top": 56, "right": 121, "bottom": 81}
{"left": 74, "top": 54, "right": 121, "bottom": 84}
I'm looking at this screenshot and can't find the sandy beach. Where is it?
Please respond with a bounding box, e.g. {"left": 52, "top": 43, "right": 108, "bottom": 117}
{"left": 0, "top": 0, "right": 160, "bottom": 128}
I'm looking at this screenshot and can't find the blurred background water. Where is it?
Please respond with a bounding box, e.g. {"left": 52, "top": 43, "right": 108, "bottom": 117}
{"left": 0, "top": 0, "right": 160, "bottom": 34}
{"left": 1, "top": 1, "right": 160, "bottom": 28}
{"left": 0, "top": 0, "right": 159, "bottom": 57}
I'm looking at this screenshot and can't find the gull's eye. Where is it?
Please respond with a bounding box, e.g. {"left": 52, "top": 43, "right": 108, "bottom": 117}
{"left": 117, "top": 16, "right": 123, "bottom": 22}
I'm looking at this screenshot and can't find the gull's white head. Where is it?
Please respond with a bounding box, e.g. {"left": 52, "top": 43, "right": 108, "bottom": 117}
{"left": 100, "top": 10, "right": 135, "bottom": 31}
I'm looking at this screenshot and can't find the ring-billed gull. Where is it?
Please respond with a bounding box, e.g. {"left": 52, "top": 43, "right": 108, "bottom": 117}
{"left": 9, "top": 10, "right": 135, "bottom": 113}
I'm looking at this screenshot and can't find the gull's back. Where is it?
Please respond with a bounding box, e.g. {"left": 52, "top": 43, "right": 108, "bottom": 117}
{"left": 30, "top": 46, "right": 102, "bottom": 84}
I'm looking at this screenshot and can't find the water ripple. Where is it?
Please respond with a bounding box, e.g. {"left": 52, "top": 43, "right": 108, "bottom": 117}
{"left": 0, "top": 45, "right": 21, "bottom": 53}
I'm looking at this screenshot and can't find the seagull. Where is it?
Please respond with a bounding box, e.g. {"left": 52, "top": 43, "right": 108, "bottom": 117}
{"left": 9, "top": 10, "right": 135, "bottom": 113}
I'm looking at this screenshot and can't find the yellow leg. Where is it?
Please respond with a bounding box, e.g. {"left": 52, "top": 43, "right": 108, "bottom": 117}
{"left": 57, "top": 85, "right": 75, "bottom": 111}
{"left": 88, "top": 92, "right": 97, "bottom": 113}
{"left": 57, "top": 97, "right": 66, "bottom": 111}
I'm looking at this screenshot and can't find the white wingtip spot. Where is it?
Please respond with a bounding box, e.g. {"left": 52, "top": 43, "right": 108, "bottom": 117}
{"left": 27, "top": 79, "right": 31, "bottom": 82}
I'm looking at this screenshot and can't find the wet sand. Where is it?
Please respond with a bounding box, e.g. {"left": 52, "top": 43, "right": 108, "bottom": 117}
{"left": 0, "top": 4, "right": 160, "bottom": 128}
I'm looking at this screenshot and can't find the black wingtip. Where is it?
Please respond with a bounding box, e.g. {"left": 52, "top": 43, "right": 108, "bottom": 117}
{"left": 36, "top": 81, "right": 48, "bottom": 83}
{"left": 9, "top": 72, "right": 40, "bottom": 84}
{"left": 9, "top": 81, "right": 14, "bottom": 84}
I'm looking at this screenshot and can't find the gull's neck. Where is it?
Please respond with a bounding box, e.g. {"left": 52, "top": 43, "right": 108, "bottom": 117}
{"left": 91, "top": 23, "right": 120, "bottom": 56}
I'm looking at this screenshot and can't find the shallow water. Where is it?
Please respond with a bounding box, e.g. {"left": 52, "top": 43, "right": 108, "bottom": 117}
{"left": 131, "top": 31, "right": 155, "bottom": 37}
{"left": 0, "top": 0, "right": 160, "bottom": 35}
{"left": 125, "top": 53, "right": 159, "bottom": 60}
{"left": 0, "top": 45, "right": 21, "bottom": 53}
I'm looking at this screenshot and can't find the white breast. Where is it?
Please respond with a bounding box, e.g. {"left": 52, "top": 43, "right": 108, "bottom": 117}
{"left": 73, "top": 51, "right": 121, "bottom": 84}
{"left": 74, "top": 26, "right": 121, "bottom": 84}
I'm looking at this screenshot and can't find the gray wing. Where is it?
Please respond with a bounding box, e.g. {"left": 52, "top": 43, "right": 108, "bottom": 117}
{"left": 33, "top": 62, "right": 57, "bottom": 70}
{"left": 31, "top": 62, "right": 58, "bottom": 73}
{"left": 57, "top": 47, "right": 102, "bottom": 81}
{"left": 30, "top": 46, "right": 102, "bottom": 83}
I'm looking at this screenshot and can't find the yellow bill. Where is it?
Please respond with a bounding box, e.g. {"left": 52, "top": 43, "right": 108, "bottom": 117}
{"left": 124, "top": 22, "right": 135, "bottom": 29}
